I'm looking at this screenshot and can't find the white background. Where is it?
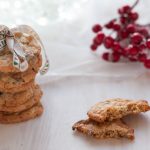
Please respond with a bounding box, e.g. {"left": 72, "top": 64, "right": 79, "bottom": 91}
{"left": 0, "top": 0, "right": 150, "bottom": 150}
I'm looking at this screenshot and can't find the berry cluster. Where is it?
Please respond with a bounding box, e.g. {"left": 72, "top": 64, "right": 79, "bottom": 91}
{"left": 90, "top": 0, "right": 150, "bottom": 69}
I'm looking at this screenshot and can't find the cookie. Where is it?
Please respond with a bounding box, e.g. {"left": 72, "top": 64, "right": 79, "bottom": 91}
{"left": 88, "top": 98, "right": 150, "bottom": 123}
{"left": 0, "top": 68, "right": 37, "bottom": 92}
{"left": 0, "top": 85, "right": 34, "bottom": 107}
{"left": 14, "top": 31, "right": 41, "bottom": 56}
{"left": 0, "top": 102, "right": 43, "bottom": 124}
{"left": 0, "top": 50, "right": 42, "bottom": 73}
{"left": 0, "top": 84, "right": 40, "bottom": 107}
{"left": 72, "top": 119, "right": 134, "bottom": 140}
{"left": 0, "top": 80, "right": 35, "bottom": 93}
{"left": 0, "top": 85, "right": 42, "bottom": 112}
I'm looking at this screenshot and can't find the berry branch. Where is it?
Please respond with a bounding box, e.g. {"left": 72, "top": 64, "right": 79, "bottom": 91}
{"left": 90, "top": 0, "right": 150, "bottom": 69}
{"left": 131, "top": 0, "right": 139, "bottom": 9}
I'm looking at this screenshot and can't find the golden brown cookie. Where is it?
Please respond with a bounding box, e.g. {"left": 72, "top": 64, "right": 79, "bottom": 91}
{"left": 88, "top": 98, "right": 150, "bottom": 123}
{"left": 0, "top": 49, "right": 42, "bottom": 73}
{"left": 0, "top": 102, "right": 43, "bottom": 124}
{"left": 0, "top": 69, "right": 37, "bottom": 91}
{"left": 14, "top": 31, "right": 41, "bottom": 56}
{"left": 0, "top": 86, "right": 34, "bottom": 107}
{"left": 0, "top": 85, "right": 42, "bottom": 113}
{"left": 0, "top": 80, "right": 35, "bottom": 93}
{"left": 0, "top": 84, "right": 41, "bottom": 107}
{"left": 72, "top": 119, "right": 134, "bottom": 140}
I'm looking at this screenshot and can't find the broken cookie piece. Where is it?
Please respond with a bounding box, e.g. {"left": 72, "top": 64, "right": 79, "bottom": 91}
{"left": 88, "top": 98, "right": 150, "bottom": 123}
{"left": 72, "top": 119, "right": 134, "bottom": 140}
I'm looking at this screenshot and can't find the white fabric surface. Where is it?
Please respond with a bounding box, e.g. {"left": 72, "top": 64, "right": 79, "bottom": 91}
{"left": 0, "top": 0, "right": 150, "bottom": 150}
{"left": 1, "top": 76, "right": 150, "bottom": 150}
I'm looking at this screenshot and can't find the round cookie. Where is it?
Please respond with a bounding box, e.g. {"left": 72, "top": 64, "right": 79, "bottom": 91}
{"left": 0, "top": 85, "right": 42, "bottom": 110}
{"left": 0, "top": 80, "right": 35, "bottom": 93}
{"left": 0, "top": 85, "right": 42, "bottom": 113}
{"left": 0, "top": 51, "right": 42, "bottom": 73}
{"left": 0, "top": 29, "right": 42, "bottom": 73}
{"left": 0, "top": 69, "right": 36, "bottom": 90}
{"left": 87, "top": 98, "right": 150, "bottom": 123}
{"left": 14, "top": 32, "right": 41, "bottom": 56}
{"left": 0, "top": 103, "right": 43, "bottom": 124}
{"left": 0, "top": 86, "right": 34, "bottom": 107}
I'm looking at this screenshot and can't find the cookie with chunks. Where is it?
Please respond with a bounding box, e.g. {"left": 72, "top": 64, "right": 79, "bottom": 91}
{"left": 0, "top": 48, "right": 42, "bottom": 73}
{"left": 88, "top": 98, "right": 150, "bottom": 123}
{"left": 0, "top": 84, "right": 42, "bottom": 113}
{"left": 14, "top": 31, "right": 41, "bottom": 56}
{"left": 1, "top": 80, "right": 35, "bottom": 93}
{"left": 0, "top": 69, "right": 37, "bottom": 92}
{"left": 72, "top": 119, "right": 134, "bottom": 140}
{"left": 0, "top": 102, "right": 43, "bottom": 124}
{"left": 0, "top": 86, "right": 34, "bottom": 107}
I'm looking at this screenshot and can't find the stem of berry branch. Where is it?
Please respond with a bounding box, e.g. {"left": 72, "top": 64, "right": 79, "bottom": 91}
{"left": 131, "top": 0, "right": 139, "bottom": 9}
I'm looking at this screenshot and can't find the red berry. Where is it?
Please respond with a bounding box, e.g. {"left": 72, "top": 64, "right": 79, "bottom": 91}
{"left": 131, "top": 33, "right": 143, "bottom": 45}
{"left": 146, "top": 39, "right": 150, "bottom": 48}
{"left": 104, "top": 36, "right": 114, "bottom": 49}
{"left": 112, "top": 52, "right": 120, "bottom": 62}
{"left": 129, "top": 12, "right": 139, "bottom": 21}
{"left": 128, "top": 45, "right": 139, "bottom": 55}
{"left": 144, "top": 59, "right": 150, "bottom": 68}
{"left": 120, "top": 16, "right": 128, "bottom": 24}
{"left": 138, "top": 28, "right": 149, "bottom": 37}
{"left": 118, "top": 5, "right": 131, "bottom": 14}
{"left": 113, "top": 24, "right": 121, "bottom": 31}
{"left": 129, "top": 57, "right": 138, "bottom": 62}
{"left": 120, "top": 30, "right": 129, "bottom": 39}
{"left": 126, "top": 24, "right": 136, "bottom": 33}
{"left": 90, "top": 44, "right": 97, "bottom": 51}
{"left": 95, "top": 32, "right": 105, "bottom": 44}
{"left": 118, "top": 8, "right": 124, "bottom": 15}
{"left": 93, "top": 38, "right": 99, "bottom": 45}
{"left": 92, "top": 24, "right": 102, "bottom": 33}
{"left": 139, "top": 44, "right": 146, "bottom": 51}
{"left": 138, "top": 54, "right": 147, "bottom": 62}
{"left": 112, "top": 42, "right": 121, "bottom": 52}
{"left": 105, "top": 19, "right": 116, "bottom": 29}
{"left": 121, "top": 48, "right": 128, "bottom": 57}
{"left": 102, "top": 52, "right": 110, "bottom": 61}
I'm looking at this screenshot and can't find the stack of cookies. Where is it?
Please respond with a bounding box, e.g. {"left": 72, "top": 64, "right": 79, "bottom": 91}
{"left": 73, "top": 98, "right": 150, "bottom": 140}
{"left": 0, "top": 31, "right": 43, "bottom": 123}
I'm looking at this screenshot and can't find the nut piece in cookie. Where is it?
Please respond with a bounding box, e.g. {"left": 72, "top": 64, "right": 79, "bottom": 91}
{"left": 72, "top": 119, "right": 134, "bottom": 140}
{"left": 88, "top": 98, "right": 150, "bottom": 123}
